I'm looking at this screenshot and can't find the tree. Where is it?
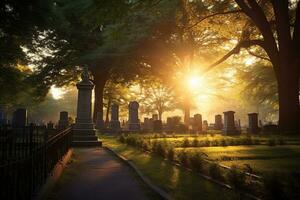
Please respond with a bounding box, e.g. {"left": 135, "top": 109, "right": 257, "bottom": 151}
{"left": 203, "top": 0, "right": 300, "bottom": 132}
{"left": 137, "top": 77, "right": 178, "bottom": 120}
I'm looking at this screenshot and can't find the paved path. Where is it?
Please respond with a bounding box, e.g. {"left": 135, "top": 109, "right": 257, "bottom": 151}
{"left": 52, "top": 148, "right": 151, "bottom": 200}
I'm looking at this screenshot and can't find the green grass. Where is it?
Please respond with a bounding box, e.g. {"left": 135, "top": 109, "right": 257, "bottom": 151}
{"left": 101, "top": 135, "right": 247, "bottom": 200}
{"left": 176, "top": 145, "right": 300, "bottom": 174}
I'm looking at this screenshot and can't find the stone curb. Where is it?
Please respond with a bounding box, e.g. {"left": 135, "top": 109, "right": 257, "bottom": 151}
{"left": 104, "top": 146, "right": 173, "bottom": 200}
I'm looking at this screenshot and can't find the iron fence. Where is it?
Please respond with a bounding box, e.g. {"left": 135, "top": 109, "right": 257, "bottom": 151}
{"left": 0, "top": 125, "right": 72, "bottom": 200}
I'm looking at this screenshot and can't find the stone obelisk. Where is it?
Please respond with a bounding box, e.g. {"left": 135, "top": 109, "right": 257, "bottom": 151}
{"left": 73, "top": 67, "right": 101, "bottom": 147}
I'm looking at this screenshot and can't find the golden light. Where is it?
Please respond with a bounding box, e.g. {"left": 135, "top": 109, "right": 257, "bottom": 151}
{"left": 187, "top": 75, "right": 203, "bottom": 90}
{"left": 50, "top": 85, "right": 66, "bottom": 100}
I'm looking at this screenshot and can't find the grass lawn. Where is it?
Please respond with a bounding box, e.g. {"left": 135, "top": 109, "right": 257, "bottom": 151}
{"left": 176, "top": 145, "right": 300, "bottom": 174}
{"left": 101, "top": 135, "right": 249, "bottom": 200}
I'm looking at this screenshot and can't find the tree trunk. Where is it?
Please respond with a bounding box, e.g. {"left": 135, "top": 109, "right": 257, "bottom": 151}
{"left": 92, "top": 70, "right": 109, "bottom": 128}
{"left": 276, "top": 69, "right": 300, "bottom": 133}
{"left": 105, "top": 100, "right": 111, "bottom": 128}
{"left": 158, "top": 111, "right": 162, "bottom": 121}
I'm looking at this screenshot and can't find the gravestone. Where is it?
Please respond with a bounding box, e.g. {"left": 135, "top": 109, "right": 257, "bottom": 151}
{"left": 153, "top": 120, "right": 162, "bottom": 132}
{"left": 109, "top": 104, "right": 121, "bottom": 131}
{"left": 95, "top": 112, "right": 104, "bottom": 130}
{"left": 152, "top": 114, "right": 158, "bottom": 121}
{"left": 128, "top": 101, "right": 140, "bottom": 131}
{"left": 192, "top": 114, "right": 202, "bottom": 133}
{"left": 12, "top": 108, "right": 27, "bottom": 128}
{"left": 58, "top": 111, "right": 69, "bottom": 129}
{"left": 143, "top": 118, "right": 151, "bottom": 130}
{"left": 247, "top": 113, "right": 260, "bottom": 134}
{"left": 223, "top": 111, "right": 240, "bottom": 135}
{"left": 202, "top": 120, "right": 208, "bottom": 131}
{"left": 166, "top": 117, "right": 174, "bottom": 130}
{"left": 73, "top": 68, "right": 101, "bottom": 147}
{"left": 214, "top": 114, "right": 223, "bottom": 130}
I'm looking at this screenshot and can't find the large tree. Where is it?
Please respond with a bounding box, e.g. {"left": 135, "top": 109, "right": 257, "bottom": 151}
{"left": 197, "top": 0, "right": 300, "bottom": 132}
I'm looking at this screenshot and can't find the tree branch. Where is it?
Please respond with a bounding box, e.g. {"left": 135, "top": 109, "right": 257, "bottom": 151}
{"left": 204, "top": 39, "right": 266, "bottom": 72}
{"left": 185, "top": 10, "right": 242, "bottom": 31}
{"left": 235, "top": 0, "right": 279, "bottom": 66}
{"left": 247, "top": 49, "right": 271, "bottom": 62}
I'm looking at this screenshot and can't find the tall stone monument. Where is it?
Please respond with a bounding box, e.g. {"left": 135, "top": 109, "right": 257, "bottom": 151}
{"left": 223, "top": 111, "right": 240, "bottom": 135}
{"left": 109, "top": 104, "right": 121, "bottom": 131}
{"left": 73, "top": 68, "right": 101, "bottom": 146}
{"left": 192, "top": 114, "right": 202, "bottom": 133}
{"left": 58, "top": 111, "right": 69, "bottom": 129}
{"left": 247, "top": 113, "right": 260, "bottom": 134}
{"left": 128, "top": 101, "right": 140, "bottom": 131}
{"left": 214, "top": 114, "right": 223, "bottom": 130}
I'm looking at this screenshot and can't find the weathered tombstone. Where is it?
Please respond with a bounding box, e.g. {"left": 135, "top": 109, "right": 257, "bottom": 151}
{"left": 192, "top": 114, "right": 202, "bottom": 133}
{"left": 153, "top": 120, "right": 162, "bottom": 132}
{"left": 109, "top": 104, "right": 121, "bottom": 131}
{"left": 202, "top": 120, "right": 208, "bottom": 132}
{"left": 247, "top": 113, "right": 260, "bottom": 134}
{"left": 152, "top": 114, "right": 158, "bottom": 121}
{"left": 58, "top": 111, "right": 69, "bottom": 129}
{"left": 214, "top": 114, "right": 223, "bottom": 130}
{"left": 143, "top": 118, "right": 151, "bottom": 130}
{"left": 73, "top": 68, "right": 101, "bottom": 146}
{"left": 223, "top": 111, "right": 240, "bottom": 135}
{"left": 12, "top": 108, "right": 27, "bottom": 128}
{"left": 166, "top": 117, "right": 174, "bottom": 130}
{"left": 95, "top": 112, "right": 104, "bottom": 129}
{"left": 128, "top": 101, "right": 140, "bottom": 131}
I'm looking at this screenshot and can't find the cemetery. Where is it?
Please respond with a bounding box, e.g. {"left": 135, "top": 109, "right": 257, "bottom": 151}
{"left": 1, "top": 1, "right": 300, "bottom": 200}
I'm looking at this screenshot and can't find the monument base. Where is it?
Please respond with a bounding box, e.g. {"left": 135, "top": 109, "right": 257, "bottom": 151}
{"left": 109, "top": 120, "right": 121, "bottom": 132}
{"left": 128, "top": 123, "right": 141, "bottom": 131}
{"left": 72, "top": 123, "right": 101, "bottom": 147}
{"left": 222, "top": 128, "right": 241, "bottom": 135}
{"left": 247, "top": 127, "right": 261, "bottom": 134}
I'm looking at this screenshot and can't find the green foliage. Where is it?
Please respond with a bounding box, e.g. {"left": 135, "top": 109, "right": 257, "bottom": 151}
{"left": 189, "top": 153, "right": 203, "bottom": 172}
{"left": 166, "top": 147, "right": 175, "bottom": 161}
{"left": 178, "top": 151, "right": 189, "bottom": 167}
{"left": 226, "top": 165, "right": 246, "bottom": 191}
{"left": 209, "top": 163, "right": 223, "bottom": 181}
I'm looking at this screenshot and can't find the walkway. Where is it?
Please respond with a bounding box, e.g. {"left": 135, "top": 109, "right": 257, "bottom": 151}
{"left": 49, "top": 148, "right": 152, "bottom": 200}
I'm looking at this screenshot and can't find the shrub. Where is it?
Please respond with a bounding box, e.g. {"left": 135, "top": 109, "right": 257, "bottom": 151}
{"left": 204, "top": 139, "right": 211, "bottom": 147}
{"left": 178, "top": 151, "right": 189, "bottom": 167}
{"left": 119, "top": 135, "right": 126, "bottom": 143}
{"left": 142, "top": 142, "right": 150, "bottom": 151}
{"left": 211, "top": 140, "right": 218, "bottom": 146}
{"left": 209, "top": 163, "right": 223, "bottom": 181}
{"left": 155, "top": 142, "right": 167, "bottom": 157}
{"left": 277, "top": 138, "right": 286, "bottom": 145}
{"left": 189, "top": 153, "right": 203, "bottom": 172}
{"left": 192, "top": 138, "right": 199, "bottom": 147}
{"left": 220, "top": 139, "right": 227, "bottom": 146}
{"left": 227, "top": 166, "right": 246, "bottom": 191}
{"left": 182, "top": 138, "right": 190, "bottom": 147}
{"left": 167, "top": 148, "right": 175, "bottom": 161}
{"left": 268, "top": 139, "right": 276, "bottom": 146}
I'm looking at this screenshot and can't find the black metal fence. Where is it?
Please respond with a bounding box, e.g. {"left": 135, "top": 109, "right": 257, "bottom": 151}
{"left": 0, "top": 125, "right": 72, "bottom": 200}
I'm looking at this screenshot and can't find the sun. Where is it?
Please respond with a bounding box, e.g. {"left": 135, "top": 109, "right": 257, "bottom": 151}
{"left": 187, "top": 75, "right": 202, "bottom": 89}
{"left": 50, "top": 85, "right": 66, "bottom": 100}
